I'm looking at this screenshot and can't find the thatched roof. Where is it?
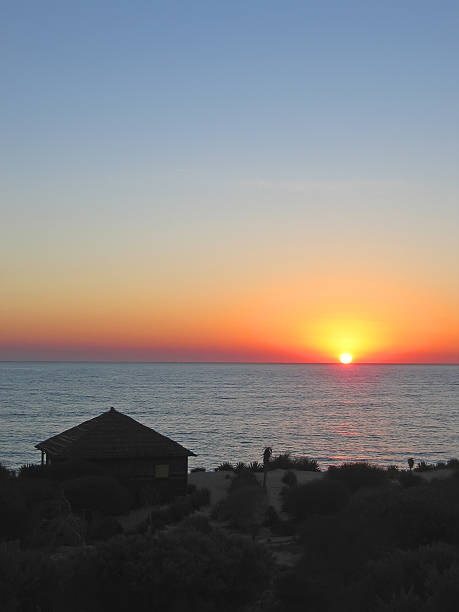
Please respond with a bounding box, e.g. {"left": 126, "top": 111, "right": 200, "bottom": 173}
{"left": 35, "top": 407, "right": 196, "bottom": 460}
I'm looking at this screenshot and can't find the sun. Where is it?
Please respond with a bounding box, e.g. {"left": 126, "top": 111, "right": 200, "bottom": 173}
{"left": 339, "top": 353, "right": 353, "bottom": 364}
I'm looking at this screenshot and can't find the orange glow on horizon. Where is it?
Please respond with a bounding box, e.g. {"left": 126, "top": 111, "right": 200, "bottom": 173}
{"left": 1, "top": 264, "right": 458, "bottom": 363}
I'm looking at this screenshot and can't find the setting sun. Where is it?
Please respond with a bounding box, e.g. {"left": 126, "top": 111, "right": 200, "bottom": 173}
{"left": 340, "top": 353, "right": 353, "bottom": 364}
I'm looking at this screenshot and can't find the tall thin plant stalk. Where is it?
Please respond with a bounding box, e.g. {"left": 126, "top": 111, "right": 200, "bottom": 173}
{"left": 263, "top": 447, "right": 272, "bottom": 489}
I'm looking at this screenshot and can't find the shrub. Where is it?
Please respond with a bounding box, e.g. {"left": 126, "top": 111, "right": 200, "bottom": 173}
{"left": 180, "top": 513, "right": 212, "bottom": 534}
{"left": 229, "top": 470, "right": 259, "bottom": 491}
{"left": 326, "top": 462, "right": 389, "bottom": 492}
{"left": 63, "top": 475, "right": 134, "bottom": 515}
{"left": 264, "top": 505, "right": 281, "bottom": 529}
{"left": 88, "top": 516, "right": 123, "bottom": 542}
{"left": 215, "top": 462, "right": 234, "bottom": 472}
{"left": 248, "top": 461, "right": 263, "bottom": 472}
{"left": 283, "top": 480, "right": 350, "bottom": 519}
{"left": 346, "top": 543, "right": 459, "bottom": 612}
{"left": 191, "top": 487, "right": 210, "bottom": 509}
{"left": 0, "top": 543, "right": 56, "bottom": 612}
{"left": 0, "top": 462, "right": 12, "bottom": 480}
{"left": 26, "top": 512, "right": 86, "bottom": 548}
{"left": 148, "top": 488, "right": 210, "bottom": 532}
{"left": 149, "top": 506, "right": 169, "bottom": 531}
{"left": 386, "top": 483, "right": 459, "bottom": 548}
{"left": 414, "top": 461, "right": 435, "bottom": 472}
{"left": 271, "top": 453, "right": 293, "bottom": 469}
{"left": 447, "top": 458, "right": 459, "bottom": 470}
{"left": 398, "top": 471, "right": 423, "bottom": 488}
{"left": 214, "top": 477, "right": 267, "bottom": 532}
{"left": 293, "top": 457, "right": 320, "bottom": 472}
{"left": 269, "top": 454, "right": 320, "bottom": 472}
{"left": 20, "top": 478, "right": 61, "bottom": 507}
{"left": 19, "top": 459, "right": 105, "bottom": 482}
{"left": 282, "top": 470, "right": 298, "bottom": 487}
{"left": 0, "top": 480, "right": 27, "bottom": 541}
{"left": 234, "top": 462, "right": 248, "bottom": 473}
{"left": 168, "top": 496, "right": 194, "bottom": 522}
{"left": 55, "top": 526, "right": 272, "bottom": 612}
{"left": 18, "top": 463, "right": 45, "bottom": 478}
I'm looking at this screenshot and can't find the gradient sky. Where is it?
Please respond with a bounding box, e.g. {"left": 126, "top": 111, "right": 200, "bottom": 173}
{"left": 2, "top": 1, "right": 459, "bottom": 362}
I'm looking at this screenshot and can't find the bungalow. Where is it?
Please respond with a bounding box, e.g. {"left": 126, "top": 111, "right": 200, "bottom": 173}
{"left": 35, "top": 407, "right": 196, "bottom": 498}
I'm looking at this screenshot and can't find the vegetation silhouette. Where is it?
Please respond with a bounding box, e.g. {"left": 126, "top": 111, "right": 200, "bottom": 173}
{"left": 262, "top": 446, "right": 272, "bottom": 489}
{"left": 1, "top": 458, "right": 459, "bottom": 611}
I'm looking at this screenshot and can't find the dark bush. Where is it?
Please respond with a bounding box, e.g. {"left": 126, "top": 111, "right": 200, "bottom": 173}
{"left": 270, "top": 453, "right": 293, "bottom": 469}
{"left": 0, "top": 525, "right": 272, "bottom": 612}
{"left": 26, "top": 511, "right": 86, "bottom": 548}
{"left": 346, "top": 543, "right": 459, "bottom": 612}
{"left": 386, "top": 482, "right": 459, "bottom": 548}
{"left": 0, "top": 480, "right": 27, "bottom": 541}
{"left": 269, "top": 454, "right": 320, "bottom": 472}
{"left": 88, "top": 516, "right": 123, "bottom": 542}
{"left": 63, "top": 475, "right": 134, "bottom": 515}
{"left": 398, "top": 471, "right": 423, "bottom": 488}
{"left": 215, "top": 462, "right": 234, "bottom": 472}
{"left": 0, "top": 543, "right": 56, "bottom": 612}
{"left": 19, "top": 459, "right": 106, "bottom": 482}
{"left": 283, "top": 479, "right": 350, "bottom": 519}
{"left": 56, "top": 526, "right": 272, "bottom": 612}
{"left": 293, "top": 457, "right": 320, "bottom": 472}
{"left": 263, "top": 505, "right": 281, "bottom": 529}
{"left": 191, "top": 487, "right": 210, "bottom": 508}
{"left": 414, "top": 461, "right": 435, "bottom": 472}
{"left": 18, "top": 463, "right": 46, "bottom": 478}
{"left": 180, "top": 513, "right": 212, "bottom": 534}
{"left": 0, "top": 462, "right": 12, "bottom": 480}
{"left": 229, "top": 470, "right": 259, "bottom": 491}
{"left": 20, "top": 478, "right": 61, "bottom": 507}
{"left": 326, "top": 462, "right": 389, "bottom": 492}
{"left": 234, "top": 461, "right": 248, "bottom": 473}
{"left": 148, "top": 488, "right": 210, "bottom": 532}
{"left": 282, "top": 470, "right": 298, "bottom": 487}
{"left": 168, "top": 496, "right": 194, "bottom": 522}
{"left": 214, "top": 476, "right": 267, "bottom": 532}
{"left": 248, "top": 461, "right": 263, "bottom": 472}
{"left": 149, "top": 506, "right": 169, "bottom": 531}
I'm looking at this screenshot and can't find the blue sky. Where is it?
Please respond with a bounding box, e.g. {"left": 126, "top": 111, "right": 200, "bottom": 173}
{"left": 3, "top": 0, "right": 459, "bottom": 182}
{"left": 2, "top": 1, "right": 459, "bottom": 361}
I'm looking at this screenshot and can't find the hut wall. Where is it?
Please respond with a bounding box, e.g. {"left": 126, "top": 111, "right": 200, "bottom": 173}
{"left": 43, "top": 453, "right": 189, "bottom": 500}
{"left": 93, "top": 456, "right": 189, "bottom": 498}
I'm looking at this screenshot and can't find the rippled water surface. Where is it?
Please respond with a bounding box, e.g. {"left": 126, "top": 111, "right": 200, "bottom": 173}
{"left": 0, "top": 363, "right": 458, "bottom": 469}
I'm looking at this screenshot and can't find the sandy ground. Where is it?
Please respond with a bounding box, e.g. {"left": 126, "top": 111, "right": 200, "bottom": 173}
{"left": 120, "top": 469, "right": 321, "bottom": 531}
{"left": 417, "top": 467, "right": 455, "bottom": 482}
{"left": 189, "top": 468, "right": 323, "bottom": 512}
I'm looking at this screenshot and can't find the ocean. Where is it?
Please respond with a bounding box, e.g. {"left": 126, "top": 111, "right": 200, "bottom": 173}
{"left": 0, "top": 362, "right": 458, "bottom": 470}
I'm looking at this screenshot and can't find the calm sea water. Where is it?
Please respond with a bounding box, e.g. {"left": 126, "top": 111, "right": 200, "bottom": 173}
{"left": 0, "top": 362, "right": 458, "bottom": 470}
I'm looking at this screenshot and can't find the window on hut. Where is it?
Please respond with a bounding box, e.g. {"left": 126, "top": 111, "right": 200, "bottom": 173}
{"left": 155, "top": 464, "right": 169, "bottom": 478}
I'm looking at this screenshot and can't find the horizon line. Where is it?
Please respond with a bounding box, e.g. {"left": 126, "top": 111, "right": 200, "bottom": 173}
{"left": 1, "top": 360, "right": 458, "bottom": 366}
